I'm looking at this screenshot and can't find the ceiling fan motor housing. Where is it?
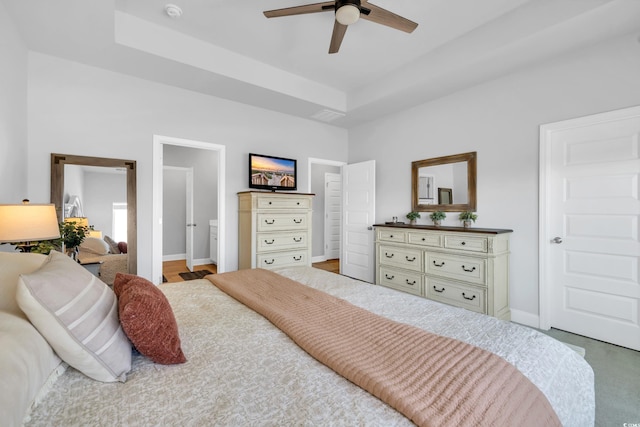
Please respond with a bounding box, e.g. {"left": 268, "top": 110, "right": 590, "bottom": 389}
{"left": 335, "top": 0, "right": 362, "bottom": 25}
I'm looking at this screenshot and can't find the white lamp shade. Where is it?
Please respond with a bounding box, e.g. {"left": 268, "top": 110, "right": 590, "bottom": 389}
{"left": 336, "top": 4, "right": 360, "bottom": 25}
{"left": 0, "top": 204, "right": 61, "bottom": 243}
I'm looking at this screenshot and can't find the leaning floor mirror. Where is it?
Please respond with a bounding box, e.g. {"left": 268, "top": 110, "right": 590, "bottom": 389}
{"left": 50, "top": 153, "right": 137, "bottom": 274}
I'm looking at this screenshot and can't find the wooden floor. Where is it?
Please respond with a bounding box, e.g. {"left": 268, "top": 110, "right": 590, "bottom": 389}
{"left": 163, "top": 260, "right": 217, "bottom": 282}
{"left": 164, "top": 259, "right": 339, "bottom": 282}
{"left": 312, "top": 259, "right": 340, "bottom": 274}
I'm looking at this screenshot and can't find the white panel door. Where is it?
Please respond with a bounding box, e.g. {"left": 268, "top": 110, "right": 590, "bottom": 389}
{"left": 541, "top": 106, "right": 640, "bottom": 351}
{"left": 341, "top": 161, "right": 375, "bottom": 282}
{"left": 185, "top": 168, "right": 195, "bottom": 272}
{"left": 324, "top": 172, "right": 341, "bottom": 260}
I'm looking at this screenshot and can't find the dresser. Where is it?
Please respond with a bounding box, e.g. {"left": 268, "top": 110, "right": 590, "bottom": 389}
{"left": 375, "top": 224, "right": 512, "bottom": 320}
{"left": 238, "top": 191, "right": 314, "bottom": 270}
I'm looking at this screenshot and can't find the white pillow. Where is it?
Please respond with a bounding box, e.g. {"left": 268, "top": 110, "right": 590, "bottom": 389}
{"left": 17, "top": 251, "right": 132, "bottom": 382}
{"left": 0, "top": 252, "right": 46, "bottom": 318}
{"left": 79, "top": 237, "right": 110, "bottom": 256}
{"left": 0, "top": 310, "right": 63, "bottom": 427}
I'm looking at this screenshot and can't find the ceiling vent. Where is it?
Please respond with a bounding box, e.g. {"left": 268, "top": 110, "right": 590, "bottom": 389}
{"left": 311, "top": 109, "right": 346, "bottom": 123}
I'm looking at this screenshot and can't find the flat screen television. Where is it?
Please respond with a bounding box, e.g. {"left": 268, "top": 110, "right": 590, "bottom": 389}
{"left": 249, "top": 153, "right": 297, "bottom": 191}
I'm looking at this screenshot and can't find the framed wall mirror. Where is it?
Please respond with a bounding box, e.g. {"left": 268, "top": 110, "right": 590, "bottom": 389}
{"left": 50, "top": 153, "right": 137, "bottom": 274}
{"left": 411, "top": 152, "right": 477, "bottom": 212}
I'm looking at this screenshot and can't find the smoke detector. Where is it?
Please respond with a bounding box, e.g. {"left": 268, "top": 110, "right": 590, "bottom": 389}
{"left": 165, "top": 4, "right": 183, "bottom": 18}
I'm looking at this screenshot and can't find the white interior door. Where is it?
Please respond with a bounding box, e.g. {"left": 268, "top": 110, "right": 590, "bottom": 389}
{"left": 540, "top": 106, "right": 640, "bottom": 351}
{"left": 341, "top": 160, "right": 375, "bottom": 282}
{"left": 324, "top": 172, "right": 341, "bottom": 260}
{"left": 185, "top": 168, "right": 195, "bottom": 272}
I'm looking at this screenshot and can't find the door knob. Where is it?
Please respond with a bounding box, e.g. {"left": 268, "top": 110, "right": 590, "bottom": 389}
{"left": 551, "top": 237, "right": 563, "bottom": 244}
{"left": 187, "top": 223, "right": 197, "bottom": 227}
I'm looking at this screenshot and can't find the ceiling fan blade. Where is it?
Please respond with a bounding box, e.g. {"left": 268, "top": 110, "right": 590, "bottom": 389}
{"left": 361, "top": 3, "right": 418, "bottom": 33}
{"left": 328, "top": 21, "right": 348, "bottom": 54}
{"left": 264, "top": 1, "right": 335, "bottom": 18}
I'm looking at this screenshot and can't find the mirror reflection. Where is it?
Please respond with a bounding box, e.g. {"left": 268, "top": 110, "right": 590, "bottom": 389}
{"left": 412, "top": 152, "right": 476, "bottom": 212}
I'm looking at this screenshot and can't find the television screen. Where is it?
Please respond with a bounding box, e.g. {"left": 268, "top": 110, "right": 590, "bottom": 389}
{"left": 249, "top": 153, "right": 297, "bottom": 191}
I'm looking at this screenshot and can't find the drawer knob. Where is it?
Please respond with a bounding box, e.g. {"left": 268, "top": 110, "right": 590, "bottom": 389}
{"left": 461, "top": 241, "right": 466, "bottom": 245}
{"left": 461, "top": 265, "right": 476, "bottom": 272}
{"left": 385, "top": 274, "right": 394, "bottom": 280}
{"left": 385, "top": 252, "right": 394, "bottom": 258}
{"left": 265, "top": 219, "right": 275, "bottom": 225}
{"left": 268, "top": 201, "right": 272, "bottom": 205}
{"left": 293, "top": 237, "right": 302, "bottom": 242}
{"left": 406, "top": 279, "right": 416, "bottom": 286}
{"left": 293, "top": 218, "right": 303, "bottom": 224}
{"left": 433, "top": 261, "right": 445, "bottom": 267}
{"left": 293, "top": 256, "right": 302, "bottom": 261}
{"left": 264, "top": 239, "right": 275, "bottom": 245}
{"left": 421, "top": 238, "right": 426, "bottom": 241}
{"left": 405, "top": 256, "right": 416, "bottom": 262}
{"left": 390, "top": 235, "right": 394, "bottom": 238}
{"left": 462, "top": 292, "right": 476, "bottom": 301}
{"left": 433, "top": 286, "right": 445, "bottom": 293}
{"left": 264, "top": 259, "right": 275, "bottom": 265}
{"left": 297, "top": 202, "right": 300, "bottom": 205}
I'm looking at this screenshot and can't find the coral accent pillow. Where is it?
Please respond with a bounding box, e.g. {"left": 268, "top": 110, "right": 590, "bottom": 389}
{"left": 16, "top": 251, "right": 132, "bottom": 382}
{"left": 114, "top": 273, "right": 186, "bottom": 365}
{"left": 117, "top": 242, "right": 128, "bottom": 254}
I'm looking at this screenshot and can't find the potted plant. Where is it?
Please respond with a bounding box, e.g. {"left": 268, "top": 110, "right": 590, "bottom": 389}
{"left": 406, "top": 211, "right": 421, "bottom": 225}
{"left": 458, "top": 211, "right": 478, "bottom": 228}
{"left": 429, "top": 211, "right": 446, "bottom": 226}
{"left": 59, "top": 221, "right": 89, "bottom": 259}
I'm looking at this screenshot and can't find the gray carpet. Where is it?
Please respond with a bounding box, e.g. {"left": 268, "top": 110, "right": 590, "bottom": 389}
{"left": 540, "top": 328, "right": 640, "bottom": 426}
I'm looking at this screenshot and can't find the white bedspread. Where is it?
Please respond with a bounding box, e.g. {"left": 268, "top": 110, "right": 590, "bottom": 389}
{"left": 25, "top": 267, "right": 594, "bottom": 426}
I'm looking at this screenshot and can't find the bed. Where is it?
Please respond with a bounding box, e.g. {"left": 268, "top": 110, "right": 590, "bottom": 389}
{"left": 1, "top": 253, "right": 594, "bottom": 426}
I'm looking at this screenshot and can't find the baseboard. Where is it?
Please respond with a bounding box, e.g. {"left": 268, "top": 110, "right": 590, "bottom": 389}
{"left": 163, "top": 253, "right": 186, "bottom": 262}
{"left": 162, "top": 255, "right": 214, "bottom": 266}
{"left": 312, "top": 255, "right": 328, "bottom": 263}
{"left": 510, "top": 309, "right": 540, "bottom": 328}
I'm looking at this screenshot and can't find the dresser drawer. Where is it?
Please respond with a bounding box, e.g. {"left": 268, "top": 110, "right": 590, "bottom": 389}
{"left": 378, "top": 245, "right": 422, "bottom": 272}
{"left": 426, "top": 253, "right": 486, "bottom": 285}
{"left": 256, "top": 231, "right": 308, "bottom": 252}
{"left": 257, "top": 196, "right": 311, "bottom": 210}
{"left": 427, "top": 278, "right": 486, "bottom": 314}
{"left": 444, "top": 235, "right": 488, "bottom": 253}
{"left": 379, "top": 267, "right": 423, "bottom": 296}
{"left": 257, "top": 250, "right": 307, "bottom": 269}
{"left": 377, "top": 229, "right": 406, "bottom": 243}
{"left": 407, "top": 232, "right": 442, "bottom": 247}
{"left": 257, "top": 213, "right": 309, "bottom": 231}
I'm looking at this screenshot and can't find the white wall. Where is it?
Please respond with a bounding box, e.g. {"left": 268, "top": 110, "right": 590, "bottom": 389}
{"left": 348, "top": 32, "right": 640, "bottom": 320}
{"left": 25, "top": 52, "right": 349, "bottom": 278}
{"left": 0, "top": 1, "right": 28, "bottom": 202}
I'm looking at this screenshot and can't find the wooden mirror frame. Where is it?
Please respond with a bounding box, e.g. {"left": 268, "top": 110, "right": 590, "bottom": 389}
{"left": 50, "top": 153, "right": 137, "bottom": 274}
{"left": 411, "top": 151, "right": 477, "bottom": 212}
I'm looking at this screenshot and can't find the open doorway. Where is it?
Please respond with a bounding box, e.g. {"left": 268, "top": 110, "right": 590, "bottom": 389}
{"left": 308, "top": 158, "right": 345, "bottom": 271}
{"left": 152, "top": 135, "right": 226, "bottom": 285}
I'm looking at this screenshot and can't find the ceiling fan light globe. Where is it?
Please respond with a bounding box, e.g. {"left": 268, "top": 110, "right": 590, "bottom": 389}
{"left": 336, "top": 4, "right": 360, "bottom": 25}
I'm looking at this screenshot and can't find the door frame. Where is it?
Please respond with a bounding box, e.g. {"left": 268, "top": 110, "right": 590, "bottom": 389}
{"left": 538, "top": 105, "right": 640, "bottom": 330}
{"left": 308, "top": 157, "right": 347, "bottom": 262}
{"left": 152, "top": 135, "right": 226, "bottom": 284}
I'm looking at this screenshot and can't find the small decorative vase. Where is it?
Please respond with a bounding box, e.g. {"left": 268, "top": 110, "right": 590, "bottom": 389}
{"left": 410, "top": 219, "right": 416, "bottom": 225}
{"left": 463, "top": 220, "right": 471, "bottom": 228}
{"left": 433, "top": 220, "right": 441, "bottom": 227}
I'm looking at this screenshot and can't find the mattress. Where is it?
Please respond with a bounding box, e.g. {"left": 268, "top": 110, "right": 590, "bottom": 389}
{"left": 25, "top": 266, "right": 594, "bottom": 426}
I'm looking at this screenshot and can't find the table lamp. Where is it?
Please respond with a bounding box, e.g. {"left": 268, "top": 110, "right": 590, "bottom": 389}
{"left": 0, "top": 200, "right": 61, "bottom": 252}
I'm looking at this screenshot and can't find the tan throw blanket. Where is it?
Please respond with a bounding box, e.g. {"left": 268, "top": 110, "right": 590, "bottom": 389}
{"left": 207, "top": 269, "right": 561, "bottom": 427}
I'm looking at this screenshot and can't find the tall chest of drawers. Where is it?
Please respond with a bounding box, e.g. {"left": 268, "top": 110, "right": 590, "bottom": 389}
{"left": 238, "top": 191, "right": 314, "bottom": 270}
{"left": 375, "top": 224, "right": 512, "bottom": 320}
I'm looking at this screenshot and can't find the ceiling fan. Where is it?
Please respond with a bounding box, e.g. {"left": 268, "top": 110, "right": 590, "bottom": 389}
{"left": 263, "top": 0, "right": 418, "bottom": 54}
